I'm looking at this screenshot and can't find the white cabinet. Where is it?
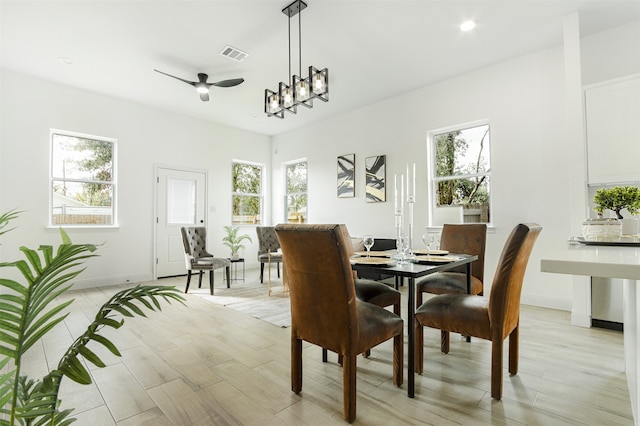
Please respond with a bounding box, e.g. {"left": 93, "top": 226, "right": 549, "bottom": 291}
{"left": 585, "top": 76, "right": 640, "bottom": 185}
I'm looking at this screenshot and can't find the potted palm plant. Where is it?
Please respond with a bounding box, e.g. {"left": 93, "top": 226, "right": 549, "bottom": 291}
{"left": 0, "top": 210, "right": 184, "bottom": 425}
{"left": 222, "top": 225, "right": 253, "bottom": 260}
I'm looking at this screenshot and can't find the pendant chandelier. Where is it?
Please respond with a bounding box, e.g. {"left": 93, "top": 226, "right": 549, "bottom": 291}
{"left": 264, "top": 0, "right": 329, "bottom": 119}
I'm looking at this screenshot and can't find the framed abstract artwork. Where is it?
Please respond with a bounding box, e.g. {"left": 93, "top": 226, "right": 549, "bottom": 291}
{"left": 337, "top": 154, "right": 355, "bottom": 198}
{"left": 365, "top": 155, "right": 386, "bottom": 202}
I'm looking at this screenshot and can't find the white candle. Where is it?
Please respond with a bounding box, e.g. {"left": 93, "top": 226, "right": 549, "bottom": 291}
{"left": 394, "top": 174, "right": 398, "bottom": 211}
{"left": 406, "top": 164, "right": 409, "bottom": 202}
{"left": 401, "top": 174, "right": 405, "bottom": 209}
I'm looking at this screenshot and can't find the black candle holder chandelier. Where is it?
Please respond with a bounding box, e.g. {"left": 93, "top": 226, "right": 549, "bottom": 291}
{"left": 264, "top": 0, "right": 329, "bottom": 119}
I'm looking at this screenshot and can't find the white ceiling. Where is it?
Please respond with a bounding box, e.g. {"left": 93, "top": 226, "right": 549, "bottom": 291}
{"left": 2, "top": 1, "right": 639, "bottom": 136}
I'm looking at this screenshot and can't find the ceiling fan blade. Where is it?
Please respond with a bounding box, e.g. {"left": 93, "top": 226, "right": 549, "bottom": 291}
{"left": 212, "top": 78, "right": 245, "bottom": 88}
{"left": 154, "top": 69, "right": 196, "bottom": 87}
{"left": 200, "top": 92, "right": 210, "bottom": 102}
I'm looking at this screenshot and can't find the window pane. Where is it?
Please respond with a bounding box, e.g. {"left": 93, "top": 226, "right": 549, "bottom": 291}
{"left": 434, "top": 125, "right": 490, "bottom": 178}
{"left": 436, "top": 177, "right": 490, "bottom": 223}
{"left": 167, "top": 178, "right": 196, "bottom": 224}
{"left": 287, "top": 194, "right": 307, "bottom": 223}
{"left": 52, "top": 180, "right": 113, "bottom": 225}
{"left": 286, "top": 162, "right": 307, "bottom": 192}
{"left": 286, "top": 161, "right": 307, "bottom": 223}
{"left": 232, "top": 195, "right": 260, "bottom": 224}
{"left": 52, "top": 134, "right": 113, "bottom": 181}
{"left": 232, "top": 163, "right": 262, "bottom": 194}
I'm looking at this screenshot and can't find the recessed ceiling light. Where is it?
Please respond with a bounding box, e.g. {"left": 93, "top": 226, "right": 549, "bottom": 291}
{"left": 460, "top": 20, "right": 476, "bottom": 32}
{"left": 58, "top": 56, "right": 74, "bottom": 65}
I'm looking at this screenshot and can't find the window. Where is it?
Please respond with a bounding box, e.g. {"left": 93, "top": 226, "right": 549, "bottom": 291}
{"left": 50, "top": 130, "right": 116, "bottom": 226}
{"left": 429, "top": 122, "right": 491, "bottom": 225}
{"left": 232, "top": 161, "right": 263, "bottom": 225}
{"left": 285, "top": 160, "right": 307, "bottom": 223}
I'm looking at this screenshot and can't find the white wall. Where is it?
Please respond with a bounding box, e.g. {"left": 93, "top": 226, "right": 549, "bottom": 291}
{"left": 271, "top": 20, "right": 640, "bottom": 311}
{"left": 0, "top": 70, "right": 271, "bottom": 288}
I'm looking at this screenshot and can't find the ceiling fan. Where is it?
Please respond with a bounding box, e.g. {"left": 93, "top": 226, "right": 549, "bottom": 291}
{"left": 154, "top": 69, "right": 244, "bottom": 102}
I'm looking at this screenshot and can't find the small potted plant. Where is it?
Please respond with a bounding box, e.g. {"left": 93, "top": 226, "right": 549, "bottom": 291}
{"left": 593, "top": 186, "right": 640, "bottom": 237}
{"left": 593, "top": 185, "right": 640, "bottom": 219}
{"left": 222, "top": 225, "right": 253, "bottom": 260}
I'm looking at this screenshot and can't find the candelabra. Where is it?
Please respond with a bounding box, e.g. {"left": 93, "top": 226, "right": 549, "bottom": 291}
{"left": 394, "top": 163, "right": 416, "bottom": 257}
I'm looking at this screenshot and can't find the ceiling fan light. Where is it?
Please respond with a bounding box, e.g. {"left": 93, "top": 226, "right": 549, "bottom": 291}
{"left": 195, "top": 84, "right": 209, "bottom": 94}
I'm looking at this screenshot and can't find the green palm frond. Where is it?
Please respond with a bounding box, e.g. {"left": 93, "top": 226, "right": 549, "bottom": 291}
{"left": 0, "top": 211, "right": 187, "bottom": 426}
{"left": 51, "top": 284, "right": 184, "bottom": 387}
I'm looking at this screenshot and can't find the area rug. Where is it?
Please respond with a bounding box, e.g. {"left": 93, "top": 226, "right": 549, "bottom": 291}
{"left": 193, "top": 279, "right": 291, "bottom": 328}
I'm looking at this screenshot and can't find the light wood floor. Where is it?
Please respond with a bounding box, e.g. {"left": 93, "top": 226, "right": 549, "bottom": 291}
{"left": 23, "top": 269, "right": 633, "bottom": 425}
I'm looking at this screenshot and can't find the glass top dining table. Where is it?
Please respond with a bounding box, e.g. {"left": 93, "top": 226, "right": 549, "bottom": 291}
{"left": 351, "top": 253, "right": 478, "bottom": 398}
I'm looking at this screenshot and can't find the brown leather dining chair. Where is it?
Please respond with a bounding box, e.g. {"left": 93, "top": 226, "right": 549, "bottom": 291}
{"left": 275, "top": 223, "right": 403, "bottom": 423}
{"left": 414, "top": 223, "right": 541, "bottom": 400}
{"left": 322, "top": 226, "right": 401, "bottom": 362}
{"left": 416, "top": 223, "right": 487, "bottom": 348}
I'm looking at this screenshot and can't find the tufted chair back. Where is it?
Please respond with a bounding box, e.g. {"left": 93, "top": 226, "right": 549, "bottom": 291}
{"left": 181, "top": 226, "right": 213, "bottom": 268}
{"left": 256, "top": 226, "right": 281, "bottom": 255}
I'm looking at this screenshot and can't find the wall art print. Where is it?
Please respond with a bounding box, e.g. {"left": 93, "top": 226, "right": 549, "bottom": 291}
{"left": 337, "top": 154, "right": 355, "bottom": 198}
{"left": 365, "top": 155, "right": 386, "bottom": 203}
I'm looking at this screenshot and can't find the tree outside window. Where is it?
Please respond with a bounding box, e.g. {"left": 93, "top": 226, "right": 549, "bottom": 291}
{"left": 51, "top": 131, "right": 115, "bottom": 226}
{"left": 285, "top": 161, "right": 307, "bottom": 223}
{"left": 431, "top": 123, "right": 491, "bottom": 224}
{"left": 232, "top": 161, "right": 263, "bottom": 225}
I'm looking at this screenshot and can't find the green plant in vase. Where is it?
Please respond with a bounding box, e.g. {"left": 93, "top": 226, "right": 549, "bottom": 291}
{"left": 593, "top": 185, "right": 640, "bottom": 219}
{"left": 0, "top": 210, "right": 185, "bottom": 425}
{"left": 222, "top": 225, "right": 253, "bottom": 259}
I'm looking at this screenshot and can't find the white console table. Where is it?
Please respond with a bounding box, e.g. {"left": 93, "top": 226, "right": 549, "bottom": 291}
{"left": 541, "top": 243, "right": 640, "bottom": 425}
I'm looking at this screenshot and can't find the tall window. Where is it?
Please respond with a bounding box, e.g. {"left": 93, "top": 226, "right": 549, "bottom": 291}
{"left": 50, "top": 130, "right": 116, "bottom": 226}
{"left": 232, "top": 161, "right": 263, "bottom": 225}
{"left": 429, "top": 122, "right": 491, "bottom": 225}
{"left": 285, "top": 160, "right": 307, "bottom": 223}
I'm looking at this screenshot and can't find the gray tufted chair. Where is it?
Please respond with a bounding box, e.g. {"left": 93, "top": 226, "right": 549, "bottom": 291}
{"left": 180, "top": 227, "right": 231, "bottom": 295}
{"left": 256, "top": 226, "right": 283, "bottom": 284}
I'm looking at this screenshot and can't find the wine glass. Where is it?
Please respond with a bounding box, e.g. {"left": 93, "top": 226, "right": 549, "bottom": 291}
{"left": 363, "top": 235, "right": 374, "bottom": 257}
{"left": 422, "top": 233, "right": 434, "bottom": 254}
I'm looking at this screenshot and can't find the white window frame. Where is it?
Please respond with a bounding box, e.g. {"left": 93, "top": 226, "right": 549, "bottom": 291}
{"left": 283, "top": 159, "right": 308, "bottom": 223}
{"left": 231, "top": 160, "right": 264, "bottom": 225}
{"left": 427, "top": 120, "right": 492, "bottom": 227}
{"left": 49, "top": 129, "right": 117, "bottom": 228}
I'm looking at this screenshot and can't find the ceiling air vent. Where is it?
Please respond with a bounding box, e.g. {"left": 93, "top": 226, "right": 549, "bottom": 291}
{"left": 220, "top": 46, "right": 249, "bottom": 62}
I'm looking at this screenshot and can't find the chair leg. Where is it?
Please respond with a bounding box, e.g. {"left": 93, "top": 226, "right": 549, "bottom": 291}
{"left": 277, "top": 262, "right": 280, "bottom": 278}
{"left": 509, "top": 325, "right": 519, "bottom": 376}
{"left": 292, "top": 336, "right": 302, "bottom": 394}
{"left": 185, "top": 271, "right": 192, "bottom": 293}
{"left": 415, "top": 320, "right": 424, "bottom": 375}
{"left": 198, "top": 270, "right": 203, "bottom": 288}
{"left": 343, "top": 355, "right": 357, "bottom": 423}
{"left": 393, "top": 331, "right": 403, "bottom": 387}
{"left": 322, "top": 348, "right": 328, "bottom": 363}
{"left": 209, "top": 270, "right": 214, "bottom": 295}
{"left": 491, "top": 338, "right": 504, "bottom": 400}
{"left": 441, "top": 330, "right": 450, "bottom": 354}
{"left": 260, "top": 263, "right": 264, "bottom": 283}
{"left": 225, "top": 266, "right": 231, "bottom": 288}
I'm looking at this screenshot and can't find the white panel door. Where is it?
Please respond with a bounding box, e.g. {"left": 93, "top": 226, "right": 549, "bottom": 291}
{"left": 155, "top": 167, "right": 206, "bottom": 278}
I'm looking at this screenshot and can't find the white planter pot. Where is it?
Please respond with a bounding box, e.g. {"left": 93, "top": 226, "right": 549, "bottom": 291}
{"left": 230, "top": 253, "right": 240, "bottom": 260}
{"left": 621, "top": 218, "right": 640, "bottom": 237}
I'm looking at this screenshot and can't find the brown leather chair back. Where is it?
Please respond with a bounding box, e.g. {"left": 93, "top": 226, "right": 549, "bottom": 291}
{"left": 439, "top": 223, "right": 487, "bottom": 282}
{"left": 488, "top": 223, "right": 542, "bottom": 338}
{"left": 276, "top": 223, "right": 358, "bottom": 354}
